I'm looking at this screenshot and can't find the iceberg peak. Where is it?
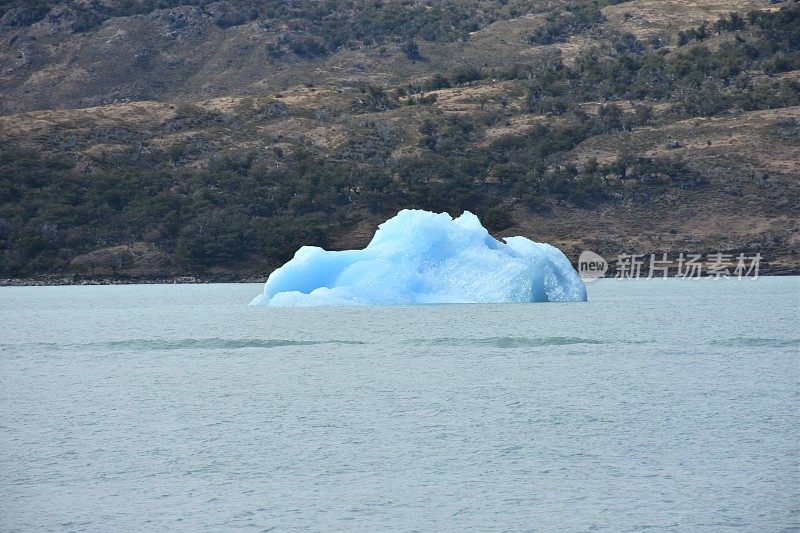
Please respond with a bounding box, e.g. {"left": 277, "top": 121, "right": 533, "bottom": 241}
{"left": 251, "top": 209, "right": 587, "bottom": 306}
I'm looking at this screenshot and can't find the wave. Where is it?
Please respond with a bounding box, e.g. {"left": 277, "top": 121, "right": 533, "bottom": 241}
{"left": 418, "top": 336, "right": 605, "bottom": 348}
{"left": 710, "top": 337, "right": 800, "bottom": 348}
{"left": 16, "top": 336, "right": 792, "bottom": 353}
{"left": 1, "top": 338, "right": 366, "bottom": 352}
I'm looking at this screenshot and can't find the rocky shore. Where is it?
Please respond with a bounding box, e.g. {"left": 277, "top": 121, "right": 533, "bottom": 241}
{"left": 2, "top": 267, "right": 797, "bottom": 287}
{"left": 0, "top": 275, "right": 267, "bottom": 286}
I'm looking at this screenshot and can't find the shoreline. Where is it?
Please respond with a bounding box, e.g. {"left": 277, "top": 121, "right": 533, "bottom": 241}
{"left": 0, "top": 276, "right": 268, "bottom": 287}
{"left": 2, "top": 268, "right": 798, "bottom": 287}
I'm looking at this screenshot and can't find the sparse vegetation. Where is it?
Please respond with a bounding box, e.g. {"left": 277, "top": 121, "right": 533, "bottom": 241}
{"left": 1, "top": 1, "right": 798, "bottom": 279}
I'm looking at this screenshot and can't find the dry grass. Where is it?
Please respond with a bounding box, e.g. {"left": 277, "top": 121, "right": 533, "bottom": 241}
{"left": 0, "top": 101, "right": 173, "bottom": 140}
{"left": 569, "top": 106, "right": 800, "bottom": 177}
{"left": 481, "top": 114, "right": 551, "bottom": 143}
{"left": 604, "top": 0, "right": 778, "bottom": 38}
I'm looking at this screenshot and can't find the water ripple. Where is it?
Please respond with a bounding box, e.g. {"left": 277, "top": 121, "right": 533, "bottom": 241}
{"left": 710, "top": 337, "right": 800, "bottom": 348}
{"left": 1, "top": 338, "right": 366, "bottom": 352}
{"left": 418, "top": 336, "right": 606, "bottom": 348}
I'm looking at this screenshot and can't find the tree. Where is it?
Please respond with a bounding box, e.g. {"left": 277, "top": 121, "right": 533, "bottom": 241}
{"left": 401, "top": 39, "right": 422, "bottom": 61}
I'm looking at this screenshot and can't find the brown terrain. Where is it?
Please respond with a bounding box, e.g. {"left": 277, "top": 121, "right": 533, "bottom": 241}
{"left": 0, "top": 0, "right": 798, "bottom": 282}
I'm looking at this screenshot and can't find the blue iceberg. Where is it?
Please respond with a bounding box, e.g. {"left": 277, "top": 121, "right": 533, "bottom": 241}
{"left": 251, "top": 209, "right": 587, "bottom": 306}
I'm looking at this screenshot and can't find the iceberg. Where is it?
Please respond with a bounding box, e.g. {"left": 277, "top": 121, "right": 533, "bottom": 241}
{"left": 251, "top": 209, "right": 587, "bottom": 306}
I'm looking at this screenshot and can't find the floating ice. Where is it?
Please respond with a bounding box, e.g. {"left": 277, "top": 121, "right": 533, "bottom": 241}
{"left": 251, "top": 209, "right": 587, "bottom": 306}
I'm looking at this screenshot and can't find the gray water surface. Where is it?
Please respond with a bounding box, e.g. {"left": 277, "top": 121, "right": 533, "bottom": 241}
{"left": 1, "top": 279, "right": 799, "bottom": 531}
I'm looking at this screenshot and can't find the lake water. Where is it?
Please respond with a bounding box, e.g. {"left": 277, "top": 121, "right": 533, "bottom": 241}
{"left": 1, "top": 279, "right": 798, "bottom": 531}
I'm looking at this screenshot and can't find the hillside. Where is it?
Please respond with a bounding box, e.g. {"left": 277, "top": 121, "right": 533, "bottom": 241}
{"left": 0, "top": 0, "right": 798, "bottom": 281}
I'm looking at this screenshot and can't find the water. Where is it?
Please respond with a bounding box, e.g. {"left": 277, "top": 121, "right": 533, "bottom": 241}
{"left": 1, "top": 279, "right": 798, "bottom": 531}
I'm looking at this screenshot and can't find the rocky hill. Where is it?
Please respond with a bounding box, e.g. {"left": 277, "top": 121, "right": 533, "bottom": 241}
{"left": 0, "top": 0, "right": 798, "bottom": 281}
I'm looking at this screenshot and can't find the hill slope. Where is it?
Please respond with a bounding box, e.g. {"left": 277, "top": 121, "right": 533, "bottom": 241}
{"left": 0, "top": 0, "right": 798, "bottom": 281}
